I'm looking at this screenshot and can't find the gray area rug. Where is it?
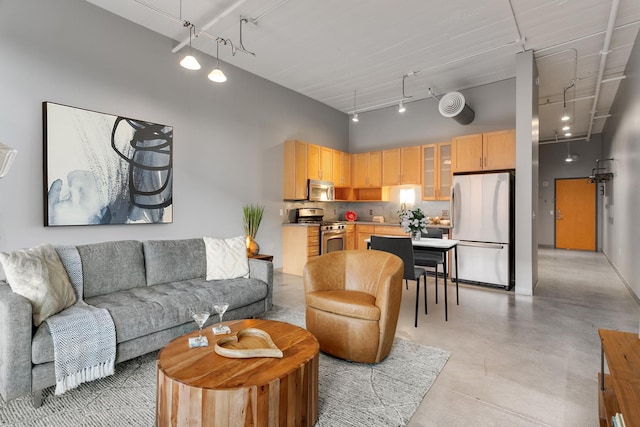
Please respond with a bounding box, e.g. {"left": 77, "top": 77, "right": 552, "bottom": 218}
{"left": 0, "top": 306, "right": 449, "bottom": 427}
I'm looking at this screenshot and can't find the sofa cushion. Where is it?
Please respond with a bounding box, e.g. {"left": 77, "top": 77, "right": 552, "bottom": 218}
{"left": 0, "top": 244, "right": 76, "bottom": 326}
{"left": 85, "top": 278, "right": 269, "bottom": 343}
{"left": 77, "top": 241, "right": 146, "bottom": 298}
{"left": 143, "top": 239, "right": 206, "bottom": 286}
{"left": 203, "top": 236, "right": 249, "bottom": 280}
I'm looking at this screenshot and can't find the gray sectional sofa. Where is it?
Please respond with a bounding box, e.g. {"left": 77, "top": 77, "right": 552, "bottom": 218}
{"left": 0, "top": 238, "right": 273, "bottom": 405}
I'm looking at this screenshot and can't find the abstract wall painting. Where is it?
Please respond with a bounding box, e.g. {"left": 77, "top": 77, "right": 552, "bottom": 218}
{"left": 43, "top": 102, "right": 173, "bottom": 226}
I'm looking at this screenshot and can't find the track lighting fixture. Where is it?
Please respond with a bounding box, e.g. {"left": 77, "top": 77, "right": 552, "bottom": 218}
{"left": 179, "top": 23, "right": 201, "bottom": 70}
{"left": 208, "top": 41, "right": 227, "bottom": 83}
{"left": 398, "top": 75, "right": 412, "bottom": 114}
{"left": 561, "top": 83, "right": 574, "bottom": 122}
{"left": 562, "top": 125, "right": 570, "bottom": 131}
{"left": 398, "top": 101, "right": 406, "bottom": 113}
{"left": 351, "top": 90, "right": 359, "bottom": 123}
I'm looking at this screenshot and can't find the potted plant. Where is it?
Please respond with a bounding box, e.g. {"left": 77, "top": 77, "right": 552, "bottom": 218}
{"left": 399, "top": 207, "right": 429, "bottom": 240}
{"left": 243, "top": 204, "right": 264, "bottom": 256}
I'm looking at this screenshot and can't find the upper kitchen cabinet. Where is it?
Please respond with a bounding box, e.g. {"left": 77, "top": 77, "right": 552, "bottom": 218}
{"left": 422, "top": 142, "right": 452, "bottom": 200}
{"left": 307, "top": 144, "right": 333, "bottom": 182}
{"left": 352, "top": 151, "right": 382, "bottom": 188}
{"left": 333, "top": 150, "right": 351, "bottom": 187}
{"left": 283, "top": 140, "right": 308, "bottom": 200}
{"left": 382, "top": 146, "right": 421, "bottom": 186}
{"left": 482, "top": 129, "right": 516, "bottom": 170}
{"left": 452, "top": 129, "right": 515, "bottom": 173}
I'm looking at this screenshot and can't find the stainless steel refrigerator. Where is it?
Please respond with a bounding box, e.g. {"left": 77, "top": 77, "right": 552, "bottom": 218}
{"left": 451, "top": 172, "right": 514, "bottom": 289}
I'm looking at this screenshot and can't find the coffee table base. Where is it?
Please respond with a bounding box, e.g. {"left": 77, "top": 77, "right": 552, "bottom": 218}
{"left": 156, "top": 319, "right": 319, "bottom": 427}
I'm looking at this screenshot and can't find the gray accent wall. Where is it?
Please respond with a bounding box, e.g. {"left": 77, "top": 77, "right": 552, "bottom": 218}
{"left": 538, "top": 136, "right": 604, "bottom": 249}
{"left": 349, "top": 78, "right": 516, "bottom": 151}
{"left": 0, "top": 0, "right": 348, "bottom": 270}
{"left": 601, "top": 28, "right": 640, "bottom": 300}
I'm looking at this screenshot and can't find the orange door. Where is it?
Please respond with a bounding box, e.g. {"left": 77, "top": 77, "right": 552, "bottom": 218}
{"left": 555, "top": 178, "right": 596, "bottom": 250}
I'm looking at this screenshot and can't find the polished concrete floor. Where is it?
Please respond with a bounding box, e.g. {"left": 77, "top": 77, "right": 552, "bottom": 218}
{"left": 273, "top": 248, "right": 639, "bottom": 427}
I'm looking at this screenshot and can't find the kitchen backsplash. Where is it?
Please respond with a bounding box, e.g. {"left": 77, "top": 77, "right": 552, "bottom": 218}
{"left": 282, "top": 199, "right": 450, "bottom": 223}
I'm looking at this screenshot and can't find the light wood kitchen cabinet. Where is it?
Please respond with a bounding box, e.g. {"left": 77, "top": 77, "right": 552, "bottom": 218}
{"left": 307, "top": 144, "right": 333, "bottom": 182}
{"left": 355, "top": 225, "right": 375, "bottom": 250}
{"left": 283, "top": 140, "right": 308, "bottom": 200}
{"left": 452, "top": 129, "right": 515, "bottom": 172}
{"left": 282, "top": 225, "right": 320, "bottom": 276}
{"left": 333, "top": 150, "right": 351, "bottom": 187}
{"left": 352, "top": 151, "right": 382, "bottom": 188}
{"left": 483, "top": 129, "right": 516, "bottom": 170}
{"left": 382, "top": 146, "right": 421, "bottom": 186}
{"left": 355, "top": 224, "right": 409, "bottom": 250}
{"left": 422, "top": 142, "right": 452, "bottom": 200}
{"left": 345, "top": 223, "right": 355, "bottom": 250}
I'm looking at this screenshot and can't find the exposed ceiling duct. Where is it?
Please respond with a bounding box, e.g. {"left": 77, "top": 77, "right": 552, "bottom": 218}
{"left": 438, "top": 91, "right": 475, "bottom": 125}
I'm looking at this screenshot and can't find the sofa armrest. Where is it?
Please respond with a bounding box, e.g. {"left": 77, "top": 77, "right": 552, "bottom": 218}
{"left": 0, "top": 281, "right": 33, "bottom": 401}
{"left": 248, "top": 258, "right": 273, "bottom": 311}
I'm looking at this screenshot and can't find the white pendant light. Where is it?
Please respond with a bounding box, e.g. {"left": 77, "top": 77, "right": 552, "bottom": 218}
{"left": 562, "top": 125, "right": 570, "bottom": 131}
{"left": 351, "top": 89, "right": 359, "bottom": 122}
{"left": 561, "top": 83, "right": 574, "bottom": 122}
{"left": 208, "top": 41, "right": 227, "bottom": 83}
{"left": 398, "top": 101, "right": 406, "bottom": 113}
{"left": 180, "top": 24, "right": 201, "bottom": 71}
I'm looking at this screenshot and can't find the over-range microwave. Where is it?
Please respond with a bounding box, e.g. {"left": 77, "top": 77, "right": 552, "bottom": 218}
{"left": 307, "top": 179, "right": 335, "bottom": 201}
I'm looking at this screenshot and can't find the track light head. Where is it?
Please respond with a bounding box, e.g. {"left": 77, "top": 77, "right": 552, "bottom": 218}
{"left": 351, "top": 113, "right": 359, "bottom": 122}
{"left": 398, "top": 101, "right": 406, "bottom": 113}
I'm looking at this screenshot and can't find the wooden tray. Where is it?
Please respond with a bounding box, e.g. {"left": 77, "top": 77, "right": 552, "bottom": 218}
{"left": 214, "top": 328, "right": 283, "bottom": 358}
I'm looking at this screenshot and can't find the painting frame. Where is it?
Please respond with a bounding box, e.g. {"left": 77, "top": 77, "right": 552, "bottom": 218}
{"left": 43, "top": 102, "right": 173, "bottom": 226}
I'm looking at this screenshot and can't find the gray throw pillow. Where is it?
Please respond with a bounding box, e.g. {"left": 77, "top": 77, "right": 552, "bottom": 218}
{"left": 0, "top": 243, "right": 77, "bottom": 326}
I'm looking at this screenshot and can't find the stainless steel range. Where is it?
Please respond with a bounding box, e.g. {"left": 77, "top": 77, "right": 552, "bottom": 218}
{"left": 295, "top": 208, "right": 346, "bottom": 254}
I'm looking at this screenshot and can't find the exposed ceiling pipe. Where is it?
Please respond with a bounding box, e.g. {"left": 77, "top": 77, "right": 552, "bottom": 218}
{"left": 507, "top": 0, "right": 526, "bottom": 52}
{"left": 586, "top": 0, "right": 620, "bottom": 141}
{"left": 171, "top": 0, "right": 248, "bottom": 53}
{"left": 539, "top": 95, "right": 594, "bottom": 107}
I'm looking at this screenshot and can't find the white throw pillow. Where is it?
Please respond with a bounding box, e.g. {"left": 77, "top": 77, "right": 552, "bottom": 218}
{"left": 203, "top": 236, "right": 250, "bottom": 280}
{"left": 0, "top": 243, "right": 77, "bottom": 326}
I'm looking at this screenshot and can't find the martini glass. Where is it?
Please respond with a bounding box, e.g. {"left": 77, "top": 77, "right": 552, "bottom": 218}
{"left": 212, "top": 302, "right": 231, "bottom": 335}
{"left": 190, "top": 309, "right": 210, "bottom": 344}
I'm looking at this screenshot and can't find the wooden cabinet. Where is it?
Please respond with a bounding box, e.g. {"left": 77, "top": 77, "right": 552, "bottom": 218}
{"left": 382, "top": 146, "right": 421, "bottom": 186}
{"left": 598, "top": 329, "right": 640, "bottom": 427}
{"left": 483, "top": 129, "right": 516, "bottom": 170}
{"left": 282, "top": 225, "right": 320, "bottom": 276}
{"left": 355, "top": 224, "right": 408, "bottom": 250}
{"left": 307, "top": 144, "right": 333, "bottom": 182}
{"left": 422, "top": 142, "right": 452, "bottom": 200}
{"left": 452, "top": 129, "right": 515, "bottom": 173}
{"left": 355, "top": 225, "right": 375, "bottom": 250}
{"left": 352, "top": 151, "right": 382, "bottom": 188}
{"left": 333, "top": 150, "right": 351, "bottom": 187}
{"left": 283, "top": 140, "right": 308, "bottom": 200}
{"left": 345, "top": 223, "right": 355, "bottom": 250}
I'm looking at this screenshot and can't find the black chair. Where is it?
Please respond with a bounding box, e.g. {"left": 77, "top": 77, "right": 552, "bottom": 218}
{"left": 370, "top": 235, "right": 428, "bottom": 327}
{"left": 414, "top": 228, "right": 446, "bottom": 305}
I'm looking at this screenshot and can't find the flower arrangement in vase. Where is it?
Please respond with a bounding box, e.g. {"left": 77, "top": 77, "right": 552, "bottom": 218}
{"left": 399, "top": 208, "right": 429, "bottom": 240}
{"left": 243, "top": 204, "right": 264, "bottom": 256}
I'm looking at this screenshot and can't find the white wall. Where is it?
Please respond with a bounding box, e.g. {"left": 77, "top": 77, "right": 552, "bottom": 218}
{"left": 0, "top": 0, "right": 348, "bottom": 270}
{"left": 601, "top": 29, "right": 640, "bottom": 300}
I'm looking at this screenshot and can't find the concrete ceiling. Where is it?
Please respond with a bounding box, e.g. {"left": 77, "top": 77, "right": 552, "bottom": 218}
{"left": 87, "top": 0, "right": 640, "bottom": 142}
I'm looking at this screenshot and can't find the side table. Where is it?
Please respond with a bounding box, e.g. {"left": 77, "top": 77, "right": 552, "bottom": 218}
{"left": 251, "top": 253, "right": 274, "bottom": 262}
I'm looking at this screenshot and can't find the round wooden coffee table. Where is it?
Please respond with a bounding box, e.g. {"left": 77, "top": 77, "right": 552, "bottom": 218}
{"left": 156, "top": 318, "right": 319, "bottom": 427}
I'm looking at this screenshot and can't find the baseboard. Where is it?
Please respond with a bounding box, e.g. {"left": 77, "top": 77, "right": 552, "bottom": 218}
{"left": 603, "top": 252, "right": 640, "bottom": 305}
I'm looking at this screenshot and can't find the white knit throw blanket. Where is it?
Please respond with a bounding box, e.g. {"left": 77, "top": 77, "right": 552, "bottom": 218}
{"left": 45, "top": 246, "right": 116, "bottom": 395}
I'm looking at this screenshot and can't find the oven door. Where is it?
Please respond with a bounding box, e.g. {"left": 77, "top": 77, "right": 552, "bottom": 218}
{"left": 322, "top": 230, "right": 346, "bottom": 254}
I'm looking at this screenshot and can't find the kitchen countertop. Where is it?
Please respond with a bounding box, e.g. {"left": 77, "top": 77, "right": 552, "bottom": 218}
{"left": 281, "top": 221, "right": 451, "bottom": 229}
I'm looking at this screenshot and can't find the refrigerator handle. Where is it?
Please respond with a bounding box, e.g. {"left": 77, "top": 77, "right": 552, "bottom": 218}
{"left": 450, "top": 186, "right": 455, "bottom": 230}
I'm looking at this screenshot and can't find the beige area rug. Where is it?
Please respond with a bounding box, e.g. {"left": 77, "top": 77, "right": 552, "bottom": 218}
{"left": 0, "top": 306, "right": 450, "bottom": 427}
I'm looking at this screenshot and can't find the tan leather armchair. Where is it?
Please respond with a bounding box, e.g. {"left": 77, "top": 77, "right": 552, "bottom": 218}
{"left": 303, "top": 250, "right": 404, "bottom": 364}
